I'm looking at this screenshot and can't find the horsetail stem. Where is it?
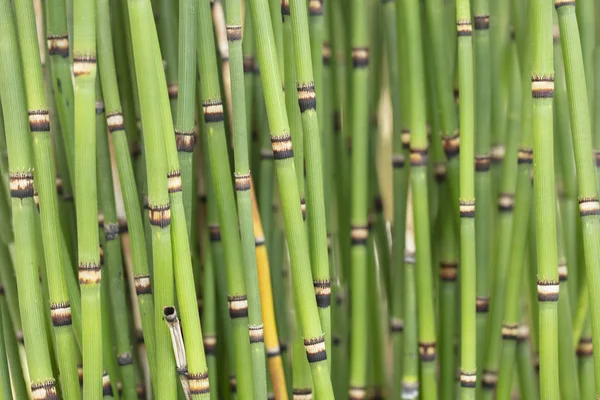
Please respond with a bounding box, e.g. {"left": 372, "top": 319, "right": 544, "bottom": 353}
{"left": 531, "top": 0, "right": 560, "bottom": 396}
{"left": 246, "top": 0, "right": 334, "bottom": 396}
{"left": 197, "top": 0, "right": 256, "bottom": 396}
{"left": 556, "top": 0, "right": 600, "bottom": 394}
{"left": 0, "top": 0, "right": 58, "bottom": 396}
{"left": 14, "top": 0, "right": 80, "bottom": 396}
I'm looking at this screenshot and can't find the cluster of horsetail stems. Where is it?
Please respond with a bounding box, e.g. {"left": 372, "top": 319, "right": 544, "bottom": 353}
{"left": 2, "top": 0, "right": 600, "bottom": 398}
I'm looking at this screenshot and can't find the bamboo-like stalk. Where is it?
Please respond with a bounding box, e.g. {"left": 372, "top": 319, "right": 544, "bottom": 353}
{"left": 0, "top": 0, "right": 57, "bottom": 396}
{"left": 199, "top": 232, "right": 218, "bottom": 400}
{"left": 555, "top": 0, "right": 600, "bottom": 395}
{"left": 308, "top": 0, "right": 324, "bottom": 130}
{"left": 455, "top": 0, "right": 477, "bottom": 396}
{"left": 13, "top": 0, "right": 81, "bottom": 397}
{"left": 175, "top": 0, "right": 197, "bottom": 229}
{"left": 73, "top": 0, "right": 103, "bottom": 392}
{"left": 0, "top": 294, "right": 12, "bottom": 400}
{"left": 157, "top": 0, "right": 178, "bottom": 117}
{"left": 531, "top": 0, "right": 559, "bottom": 396}
{"left": 96, "top": 0, "right": 158, "bottom": 386}
{"left": 127, "top": 0, "right": 179, "bottom": 395}
{"left": 44, "top": 0, "right": 75, "bottom": 182}
{"left": 250, "top": 181, "right": 288, "bottom": 399}
{"left": 516, "top": 322, "right": 538, "bottom": 400}
{"left": 226, "top": 0, "right": 268, "bottom": 395}
{"left": 399, "top": 0, "right": 438, "bottom": 397}
{"left": 472, "top": 0, "right": 491, "bottom": 377}
{"left": 95, "top": 92, "right": 138, "bottom": 399}
{"left": 197, "top": 0, "right": 256, "bottom": 397}
{"left": 289, "top": 0, "right": 331, "bottom": 364}
{"left": 480, "top": 38, "right": 522, "bottom": 396}
{"left": 246, "top": 0, "right": 334, "bottom": 396}
{"left": 164, "top": 307, "right": 192, "bottom": 399}
{"left": 401, "top": 247, "right": 419, "bottom": 400}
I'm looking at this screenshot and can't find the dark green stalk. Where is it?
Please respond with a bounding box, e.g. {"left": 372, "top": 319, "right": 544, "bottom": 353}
{"left": 95, "top": 92, "right": 138, "bottom": 399}
{"left": 472, "top": 0, "right": 491, "bottom": 377}
{"left": 96, "top": 0, "right": 157, "bottom": 385}
{"left": 401, "top": 249, "right": 419, "bottom": 400}
{"left": 556, "top": 0, "right": 600, "bottom": 395}
{"left": 13, "top": 0, "right": 81, "bottom": 396}
{"left": 400, "top": 0, "right": 438, "bottom": 396}
{"left": 531, "top": 0, "right": 559, "bottom": 395}
{"left": 201, "top": 234, "right": 218, "bottom": 400}
{"left": 44, "top": 0, "right": 76, "bottom": 182}
{"left": 516, "top": 322, "right": 538, "bottom": 400}
{"left": 289, "top": 0, "right": 331, "bottom": 363}
{"left": 127, "top": 0, "right": 179, "bottom": 395}
{"left": 242, "top": 4, "right": 255, "bottom": 164}
{"left": 247, "top": 0, "right": 334, "bottom": 396}
{"left": 156, "top": 0, "right": 178, "bottom": 116}
{"left": 575, "top": 0, "right": 594, "bottom": 120}
{"left": 481, "top": 38, "right": 522, "bottom": 396}
{"left": 197, "top": 0, "right": 255, "bottom": 397}
{"left": 226, "top": 0, "right": 267, "bottom": 395}
{"left": 0, "top": 0, "right": 57, "bottom": 395}
{"left": 0, "top": 296, "right": 12, "bottom": 400}
{"left": 308, "top": 0, "right": 324, "bottom": 132}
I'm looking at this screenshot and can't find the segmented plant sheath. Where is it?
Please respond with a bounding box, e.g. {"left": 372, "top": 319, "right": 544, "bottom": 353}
{"left": 44, "top": 0, "right": 75, "bottom": 182}
{"left": 292, "top": 316, "right": 313, "bottom": 400}
{"left": 400, "top": 0, "right": 438, "bottom": 397}
{"left": 455, "top": 0, "right": 477, "bottom": 396}
{"left": 401, "top": 249, "right": 419, "bottom": 400}
{"left": 175, "top": 0, "right": 197, "bottom": 230}
{"left": 246, "top": 0, "right": 334, "bottom": 397}
{"left": 250, "top": 181, "right": 288, "bottom": 399}
{"left": 13, "top": 0, "right": 80, "bottom": 397}
{"left": 127, "top": 0, "right": 179, "bottom": 395}
{"left": 289, "top": 0, "right": 332, "bottom": 363}
{"left": 424, "top": 0, "right": 460, "bottom": 219}
{"left": 200, "top": 233, "right": 218, "bottom": 400}
{"left": 226, "top": 0, "right": 268, "bottom": 396}
{"left": 578, "top": 320, "right": 595, "bottom": 399}
{"left": 481, "top": 39, "right": 521, "bottom": 396}
{"left": 197, "top": 0, "right": 255, "bottom": 397}
{"left": 96, "top": 0, "right": 158, "bottom": 385}
{"left": 0, "top": 0, "right": 57, "bottom": 396}
{"left": 472, "top": 0, "right": 491, "bottom": 377}
{"left": 531, "top": 0, "right": 559, "bottom": 396}
{"left": 575, "top": 0, "right": 595, "bottom": 119}
{"left": 556, "top": 0, "right": 600, "bottom": 394}
{"left": 308, "top": 0, "right": 324, "bottom": 129}
{"left": 95, "top": 93, "right": 138, "bottom": 399}
{"left": 516, "top": 323, "right": 538, "bottom": 400}
{"left": 438, "top": 186, "right": 459, "bottom": 400}
{"left": 163, "top": 307, "right": 192, "bottom": 398}
{"left": 73, "top": 0, "right": 104, "bottom": 393}
{"left": 242, "top": 4, "right": 255, "bottom": 149}
{"left": 157, "top": 0, "right": 178, "bottom": 117}
{"left": 555, "top": 203, "right": 580, "bottom": 400}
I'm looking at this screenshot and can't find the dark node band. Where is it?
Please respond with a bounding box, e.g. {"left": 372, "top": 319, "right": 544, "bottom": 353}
{"left": 400, "top": 128, "right": 411, "bottom": 149}
{"left": 434, "top": 163, "right": 447, "bottom": 182}
{"left": 175, "top": 129, "right": 196, "bottom": 152}
{"left": 537, "top": 279, "right": 559, "bottom": 302}
{"left": 474, "top": 15, "right": 490, "bottom": 29}
{"left": 255, "top": 236, "right": 266, "bottom": 247}
{"left": 95, "top": 101, "right": 105, "bottom": 115}
{"left": 202, "top": 99, "right": 225, "bottom": 123}
{"left": 440, "top": 261, "right": 458, "bottom": 281}
{"left": 322, "top": 42, "right": 332, "bottom": 65}
{"left": 73, "top": 55, "right": 97, "bottom": 77}
{"left": 558, "top": 261, "right": 568, "bottom": 282}
{"left": 490, "top": 145, "right": 505, "bottom": 163}
{"left": 78, "top": 262, "right": 101, "bottom": 285}
{"left": 104, "top": 222, "right": 119, "bottom": 242}
{"left": 271, "top": 133, "right": 294, "bottom": 160}
{"left": 555, "top": 0, "right": 576, "bottom": 8}
{"left": 167, "top": 83, "right": 179, "bottom": 99}
{"left": 267, "top": 346, "right": 281, "bottom": 358}
{"left": 167, "top": 171, "right": 182, "bottom": 193}
{"left": 498, "top": 193, "right": 515, "bottom": 212}
{"left": 226, "top": 24, "right": 243, "bottom": 41}
{"left": 350, "top": 224, "right": 369, "bottom": 245}
{"left": 106, "top": 112, "right": 125, "bottom": 133}
{"left": 349, "top": 386, "right": 367, "bottom": 400}
{"left": 136, "top": 383, "right": 146, "bottom": 399}
{"left": 481, "top": 370, "right": 498, "bottom": 389}
{"left": 314, "top": 280, "right": 331, "bottom": 308}
{"left": 517, "top": 148, "right": 534, "bottom": 164}
{"left": 419, "top": 341, "right": 437, "bottom": 361}
{"left": 308, "top": 0, "right": 323, "bottom": 15}
{"left": 204, "top": 336, "right": 217, "bottom": 355}
{"left": 392, "top": 154, "right": 405, "bottom": 169}
{"left": 443, "top": 133, "right": 460, "bottom": 158}
{"left": 577, "top": 337, "right": 593, "bottom": 356}
{"left": 351, "top": 47, "right": 369, "bottom": 68}
{"left": 579, "top": 196, "right": 600, "bottom": 216}
{"left": 476, "top": 296, "right": 490, "bottom": 313}
{"left": 228, "top": 295, "right": 249, "bottom": 319}
{"left": 390, "top": 318, "right": 404, "bottom": 333}
{"left": 459, "top": 200, "right": 476, "bottom": 218}
{"left": 460, "top": 371, "right": 477, "bottom": 388}
{"left": 457, "top": 20, "right": 473, "bottom": 36}
{"left": 281, "top": 0, "right": 290, "bottom": 18}
{"left": 208, "top": 225, "right": 221, "bottom": 242}
{"left": 31, "top": 380, "right": 58, "bottom": 400}
{"left": 297, "top": 82, "right": 317, "bottom": 112}
{"left": 47, "top": 34, "right": 69, "bottom": 58}
{"left": 475, "top": 155, "right": 490, "bottom": 172}
{"left": 304, "top": 336, "right": 327, "bottom": 363}
{"left": 293, "top": 388, "right": 312, "bottom": 400}
{"left": 531, "top": 76, "right": 554, "bottom": 98}
{"left": 148, "top": 203, "right": 171, "bottom": 227}
{"left": 50, "top": 302, "right": 72, "bottom": 327}
{"left": 55, "top": 177, "right": 64, "bottom": 196}
{"left": 249, "top": 324, "right": 265, "bottom": 343}
{"left": 229, "top": 376, "right": 237, "bottom": 393}
{"left": 189, "top": 372, "right": 211, "bottom": 395}
{"left": 28, "top": 109, "right": 50, "bottom": 132}
{"left": 410, "top": 148, "right": 428, "bottom": 166}
{"left": 594, "top": 151, "right": 600, "bottom": 167}
{"left": 243, "top": 56, "right": 255, "bottom": 73}
{"left": 117, "top": 352, "right": 133, "bottom": 366}
{"left": 9, "top": 172, "right": 34, "bottom": 199}
{"left": 234, "top": 172, "right": 251, "bottom": 191}
{"left": 102, "top": 373, "right": 113, "bottom": 396}
{"left": 134, "top": 274, "right": 152, "bottom": 295}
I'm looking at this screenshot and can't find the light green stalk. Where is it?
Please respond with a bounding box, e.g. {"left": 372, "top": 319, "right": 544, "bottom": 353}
{"left": 401, "top": 250, "right": 419, "bottom": 400}
{"left": 0, "top": 0, "right": 57, "bottom": 395}
{"left": 456, "top": 0, "right": 477, "bottom": 397}
{"left": 14, "top": 0, "right": 80, "bottom": 397}
{"left": 246, "top": 0, "right": 334, "bottom": 396}
{"left": 531, "top": 0, "right": 559, "bottom": 397}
